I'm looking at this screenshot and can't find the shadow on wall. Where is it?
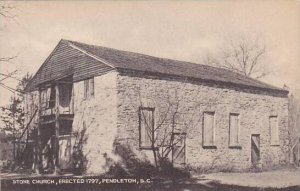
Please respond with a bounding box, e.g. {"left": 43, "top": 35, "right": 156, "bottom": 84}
{"left": 72, "top": 127, "right": 88, "bottom": 175}
{"left": 70, "top": 127, "right": 191, "bottom": 179}
{"left": 103, "top": 142, "right": 191, "bottom": 180}
{"left": 70, "top": 131, "right": 293, "bottom": 176}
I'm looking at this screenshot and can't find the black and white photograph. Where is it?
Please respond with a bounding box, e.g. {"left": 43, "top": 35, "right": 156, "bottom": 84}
{"left": 0, "top": 0, "right": 299, "bottom": 190}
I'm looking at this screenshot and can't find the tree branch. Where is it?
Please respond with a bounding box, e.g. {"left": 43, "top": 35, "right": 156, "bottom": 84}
{"left": 206, "top": 36, "right": 268, "bottom": 79}
{"left": 0, "top": 4, "right": 17, "bottom": 19}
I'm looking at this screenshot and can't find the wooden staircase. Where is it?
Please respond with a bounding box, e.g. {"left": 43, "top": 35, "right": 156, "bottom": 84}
{"left": 16, "top": 108, "right": 38, "bottom": 168}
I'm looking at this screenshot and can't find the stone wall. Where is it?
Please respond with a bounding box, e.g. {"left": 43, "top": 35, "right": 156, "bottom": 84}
{"left": 72, "top": 71, "right": 118, "bottom": 174}
{"left": 24, "top": 72, "right": 119, "bottom": 174}
{"left": 115, "top": 71, "right": 289, "bottom": 171}
{"left": 24, "top": 69, "right": 289, "bottom": 173}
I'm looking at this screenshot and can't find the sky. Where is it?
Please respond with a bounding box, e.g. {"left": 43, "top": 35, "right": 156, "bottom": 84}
{"left": 0, "top": 0, "right": 299, "bottom": 106}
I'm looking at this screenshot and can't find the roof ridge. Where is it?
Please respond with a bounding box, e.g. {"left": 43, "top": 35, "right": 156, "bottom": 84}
{"left": 63, "top": 39, "right": 282, "bottom": 90}
{"left": 24, "top": 38, "right": 286, "bottom": 94}
{"left": 65, "top": 39, "right": 116, "bottom": 69}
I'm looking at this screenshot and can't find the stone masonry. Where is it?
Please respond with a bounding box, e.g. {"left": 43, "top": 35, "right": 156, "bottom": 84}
{"left": 115, "top": 70, "right": 289, "bottom": 171}
{"left": 72, "top": 71, "right": 118, "bottom": 174}
{"left": 24, "top": 70, "right": 289, "bottom": 174}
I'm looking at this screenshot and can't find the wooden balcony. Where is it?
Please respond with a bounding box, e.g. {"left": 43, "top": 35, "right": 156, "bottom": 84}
{"left": 40, "top": 104, "right": 74, "bottom": 117}
{"left": 39, "top": 82, "right": 74, "bottom": 118}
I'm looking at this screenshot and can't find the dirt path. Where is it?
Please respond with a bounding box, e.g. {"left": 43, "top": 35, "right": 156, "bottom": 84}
{"left": 200, "top": 169, "right": 300, "bottom": 188}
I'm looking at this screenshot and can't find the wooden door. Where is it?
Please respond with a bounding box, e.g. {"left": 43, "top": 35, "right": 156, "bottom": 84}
{"left": 172, "top": 133, "right": 186, "bottom": 165}
{"left": 41, "top": 137, "right": 54, "bottom": 172}
{"left": 59, "top": 135, "right": 72, "bottom": 170}
{"left": 40, "top": 126, "right": 55, "bottom": 173}
{"left": 251, "top": 134, "right": 260, "bottom": 164}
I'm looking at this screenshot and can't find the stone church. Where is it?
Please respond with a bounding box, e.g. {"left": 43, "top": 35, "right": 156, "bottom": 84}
{"left": 20, "top": 39, "right": 289, "bottom": 174}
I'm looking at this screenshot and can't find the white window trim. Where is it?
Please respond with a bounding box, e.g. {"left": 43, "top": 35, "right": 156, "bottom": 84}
{"left": 202, "top": 111, "right": 216, "bottom": 149}
{"left": 229, "top": 113, "right": 242, "bottom": 148}
{"left": 83, "top": 77, "right": 95, "bottom": 100}
{"left": 270, "top": 115, "right": 280, "bottom": 146}
{"left": 139, "top": 107, "right": 155, "bottom": 149}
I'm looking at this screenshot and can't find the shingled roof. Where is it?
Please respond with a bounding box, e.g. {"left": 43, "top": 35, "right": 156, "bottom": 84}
{"left": 26, "top": 39, "right": 288, "bottom": 95}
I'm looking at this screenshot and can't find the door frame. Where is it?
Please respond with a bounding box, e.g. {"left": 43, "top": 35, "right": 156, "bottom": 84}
{"left": 250, "top": 134, "right": 260, "bottom": 165}
{"left": 172, "top": 132, "right": 186, "bottom": 165}
{"left": 58, "top": 134, "right": 73, "bottom": 170}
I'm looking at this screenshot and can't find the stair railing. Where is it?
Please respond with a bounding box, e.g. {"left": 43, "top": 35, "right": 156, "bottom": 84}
{"left": 16, "top": 108, "right": 38, "bottom": 162}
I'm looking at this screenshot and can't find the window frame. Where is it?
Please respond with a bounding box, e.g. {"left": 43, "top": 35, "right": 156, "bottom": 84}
{"left": 89, "top": 77, "right": 95, "bottom": 97}
{"left": 229, "top": 113, "right": 242, "bottom": 149}
{"left": 202, "top": 111, "right": 217, "bottom": 149}
{"left": 139, "top": 107, "right": 155, "bottom": 149}
{"left": 83, "top": 77, "right": 94, "bottom": 100}
{"left": 269, "top": 115, "right": 280, "bottom": 146}
{"left": 40, "top": 87, "right": 52, "bottom": 110}
{"left": 30, "top": 94, "right": 34, "bottom": 114}
{"left": 48, "top": 86, "right": 56, "bottom": 108}
{"left": 84, "top": 79, "right": 89, "bottom": 99}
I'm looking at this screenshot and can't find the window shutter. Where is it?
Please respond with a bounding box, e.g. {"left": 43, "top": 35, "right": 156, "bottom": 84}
{"left": 41, "top": 90, "right": 46, "bottom": 109}
{"left": 25, "top": 95, "right": 28, "bottom": 115}
{"left": 89, "top": 78, "right": 94, "bottom": 97}
{"left": 49, "top": 86, "right": 56, "bottom": 108}
{"left": 140, "top": 108, "right": 154, "bottom": 148}
{"left": 31, "top": 94, "right": 34, "bottom": 114}
{"left": 270, "top": 116, "right": 279, "bottom": 145}
{"left": 203, "top": 112, "right": 214, "bottom": 146}
{"left": 46, "top": 87, "right": 51, "bottom": 108}
{"left": 84, "top": 79, "right": 89, "bottom": 99}
{"left": 229, "top": 114, "right": 239, "bottom": 146}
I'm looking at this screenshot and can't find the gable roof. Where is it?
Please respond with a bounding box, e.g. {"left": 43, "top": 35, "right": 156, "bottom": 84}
{"left": 26, "top": 39, "right": 288, "bottom": 95}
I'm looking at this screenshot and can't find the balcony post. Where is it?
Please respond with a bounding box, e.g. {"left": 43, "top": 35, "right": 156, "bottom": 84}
{"left": 54, "top": 83, "right": 60, "bottom": 174}
{"left": 35, "top": 88, "right": 42, "bottom": 174}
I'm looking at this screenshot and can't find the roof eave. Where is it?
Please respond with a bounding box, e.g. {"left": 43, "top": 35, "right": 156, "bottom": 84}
{"left": 116, "top": 68, "right": 289, "bottom": 97}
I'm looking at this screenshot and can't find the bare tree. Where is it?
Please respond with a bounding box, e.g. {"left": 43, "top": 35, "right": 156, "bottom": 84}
{"left": 287, "top": 88, "right": 300, "bottom": 165}
{"left": 0, "top": 73, "right": 32, "bottom": 133}
{"left": 137, "top": 83, "right": 201, "bottom": 168}
{"left": 0, "top": 1, "right": 19, "bottom": 86}
{"left": 205, "top": 36, "right": 269, "bottom": 79}
{"left": 0, "top": 2, "right": 16, "bottom": 19}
